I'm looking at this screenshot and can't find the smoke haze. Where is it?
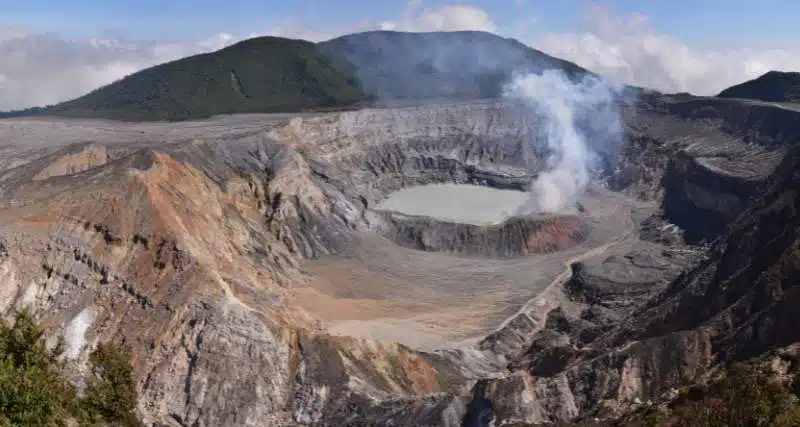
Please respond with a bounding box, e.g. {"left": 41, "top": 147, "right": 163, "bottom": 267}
{"left": 504, "top": 70, "right": 624, "bottom": 214}
{"left": 319, "top": 30, "right": 586, "bottom": 103}
{"left": 331, "top": 30, "right": 628, "bottom": 216}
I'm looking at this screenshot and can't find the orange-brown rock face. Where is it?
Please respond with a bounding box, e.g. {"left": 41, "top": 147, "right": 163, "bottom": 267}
{"left": 522, "top": 215, "right": 588, "bottom": 253}
{"left": 0, "top": 96, "right": 795, "bottom": 427}
{"left": 0, "top": 130, "right": 467, "bottom": 425}
{"left": 0, "top": 108, "right": 542, "bottom": 426}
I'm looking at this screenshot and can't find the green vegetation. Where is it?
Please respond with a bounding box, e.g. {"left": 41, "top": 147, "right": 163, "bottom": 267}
{"left": 0, "top": 311, "right": 75, "bottom": 426}
{"left": 717, "top": 70, "right": 800, "bottom": 103}
{"left": 0, "top": 30, "right": 597, "bottom": 122}
{"left": 666, "top": 363, "right": 800, "bottom": 427}
{"left": 79, "top": 343, "right": 141, "bottom": 426}
{"left": 5, "top": 36, "right": 368, "bottom": 121}
{"left": 0, "top": 310, "right": 141, "bottom": 426}
{"left": 516, "top": 362, "right": 800, "bottom": 427}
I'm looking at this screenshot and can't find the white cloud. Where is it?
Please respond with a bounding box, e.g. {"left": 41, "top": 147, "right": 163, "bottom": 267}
{"left": 378, "top": 2, "right": 496, "bottom": 33}
{"left": 0, "top": 24, "right": 27, "bottom": 42}
{"left": 264, "top": 20, "right": 372, "bottom": 43}
{"left": 268, "top": 2, "right": 800, "bottom": 95}
{"left": 1, "top": 2, "right": 799, "bottom": 110}
{"left": 528, "top": 3, "right": 800, "bottom": 95}
{"left": 0, "top": 1, "right": 498, "bottom": 110}
{"left": 0, "top": 32, "right": 239, "bottom": 111}
{"left": 266, "top": 2, "right": 496, "bottom": 41}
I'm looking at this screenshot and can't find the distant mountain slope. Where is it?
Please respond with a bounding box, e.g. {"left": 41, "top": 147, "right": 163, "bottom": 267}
{"left": 318, "top": 30, "right": 592, "bottom": 101}
{"left": 718, "top": 70, "right": 800, "bottom": 103}
{"left": 1, "top": 31, "right": 595, "bottom": 121}
{"left": 2, "top": 36, "right": 367, "bottom": 121}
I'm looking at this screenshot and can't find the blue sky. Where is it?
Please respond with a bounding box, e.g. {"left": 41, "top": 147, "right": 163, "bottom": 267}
{"left": 2, "top": 0, "right": 798, "bottom": 43}
{"left": 1, "top": 0, "right": 800, "bottom": 109}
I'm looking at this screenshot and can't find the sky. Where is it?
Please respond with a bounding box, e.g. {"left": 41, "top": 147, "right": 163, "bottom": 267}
{"left": 1, "top": 0, "right": 800, "bottom": 110}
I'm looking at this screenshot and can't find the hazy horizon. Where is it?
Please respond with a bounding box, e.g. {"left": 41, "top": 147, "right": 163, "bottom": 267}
{"left": 1, "top": 0, "right": 799, "bottom": 110}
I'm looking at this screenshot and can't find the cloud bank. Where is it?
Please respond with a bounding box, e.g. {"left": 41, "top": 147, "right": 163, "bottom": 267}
{"left": 1, "top": 2, "right": 799, "bottom": 110}
{"left": 0, "top": 28, "right": 236, "bottom": 111}
{"left": 533, "top": 4, "right": 800, "bottom": 96}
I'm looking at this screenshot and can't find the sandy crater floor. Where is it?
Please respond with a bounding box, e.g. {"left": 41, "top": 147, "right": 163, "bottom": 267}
{"left": 290, "top": 184, "right": 648, "bottom": 351}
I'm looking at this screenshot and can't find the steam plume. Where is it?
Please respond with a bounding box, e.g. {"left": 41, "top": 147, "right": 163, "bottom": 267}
{"left": 504, "top": 70, "right": 624, "bottom": 214}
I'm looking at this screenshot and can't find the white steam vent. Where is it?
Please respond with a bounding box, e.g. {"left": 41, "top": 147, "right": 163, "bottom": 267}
{"left": 64, "top": 307, "right": 95, "bottom": 360}
{"left": 505, "top": 70, "right": 624, "bottom": 214}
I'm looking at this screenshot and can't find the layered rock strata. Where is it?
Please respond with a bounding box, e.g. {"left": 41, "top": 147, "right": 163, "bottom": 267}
{"left": 0, "top": 94, "right": 796, "bottom": 426}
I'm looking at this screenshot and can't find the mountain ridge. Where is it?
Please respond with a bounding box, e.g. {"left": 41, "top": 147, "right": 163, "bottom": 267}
{"left": 0, "top": 30, "right": 595, "bottom": 121}
{"left": 318, "top": 30, "right": 593, "bottom": 101}
{"left": 0, "top": 35, "right": 367, "bottom": 121}
{"left": 717, "top": 70, "right": 800, "bottom": 103}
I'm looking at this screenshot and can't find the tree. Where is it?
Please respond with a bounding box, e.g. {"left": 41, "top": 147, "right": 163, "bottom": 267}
{"left": 0, "top": 309, "right": 142, "bottom": 426}
{"left": 79, "top": 343, "right": 142, "bottom": 426}
{"left": 0, "top": 310, "right": 75, "bottom": 426}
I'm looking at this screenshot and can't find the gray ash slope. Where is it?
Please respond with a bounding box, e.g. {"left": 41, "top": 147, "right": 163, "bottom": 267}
{"left": 0, "top": 88, "right": 797, "bottom": 427}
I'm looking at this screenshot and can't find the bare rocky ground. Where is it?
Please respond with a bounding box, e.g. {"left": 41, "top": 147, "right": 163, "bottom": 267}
{"left": 0, "top": 95, "right": 797, "bottom": 426}
{"left": 294, "top": 184, "right": 643, "bottom": 351}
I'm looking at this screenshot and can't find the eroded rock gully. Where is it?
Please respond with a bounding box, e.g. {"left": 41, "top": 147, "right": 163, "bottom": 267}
{"left": 0, "top": 95, "right": 796, "bottom": 426}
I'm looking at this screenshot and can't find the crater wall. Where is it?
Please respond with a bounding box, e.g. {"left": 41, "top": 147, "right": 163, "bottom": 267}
{"left": 1, "top": 95, "right": 798, "bottom": 426}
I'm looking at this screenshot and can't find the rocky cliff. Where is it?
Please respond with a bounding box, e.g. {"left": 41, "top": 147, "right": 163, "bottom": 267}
{"left": 0, "top": 92, "right": 797, "bottom": 426}
{"left": 462, "top": 99, "right": 800, "bottom": 426}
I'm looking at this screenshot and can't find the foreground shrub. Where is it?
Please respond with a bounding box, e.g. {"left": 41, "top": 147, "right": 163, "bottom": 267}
{"left": 523, "top": 362, "right": 800, "bottom": 426}
{"left": 79, "top": 343, "right": 141, "bottom": 426}
{"left": 0, "top": 311, "right": 75, "bottom": 426}
{"left": 671, "top": 363, "right": 798, "bottom": 427}
{"left": 0, "top": 310, "right": 141, "bottom": 426}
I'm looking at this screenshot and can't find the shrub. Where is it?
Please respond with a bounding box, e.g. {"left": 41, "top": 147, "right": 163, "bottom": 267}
{"left": 665, "top": 363, "right": 800, "bottom": 427}
{"left": 79, "top": 343, "right": 142, "bottom": 426}
{"left": 548, "top": 363, "right": 800, "bottom": 426}
{"left": 0, "top": 311, "right": 75, "bottom": 426}
{"left": 0, "top": 309, "right": 141, "bottom": 426}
